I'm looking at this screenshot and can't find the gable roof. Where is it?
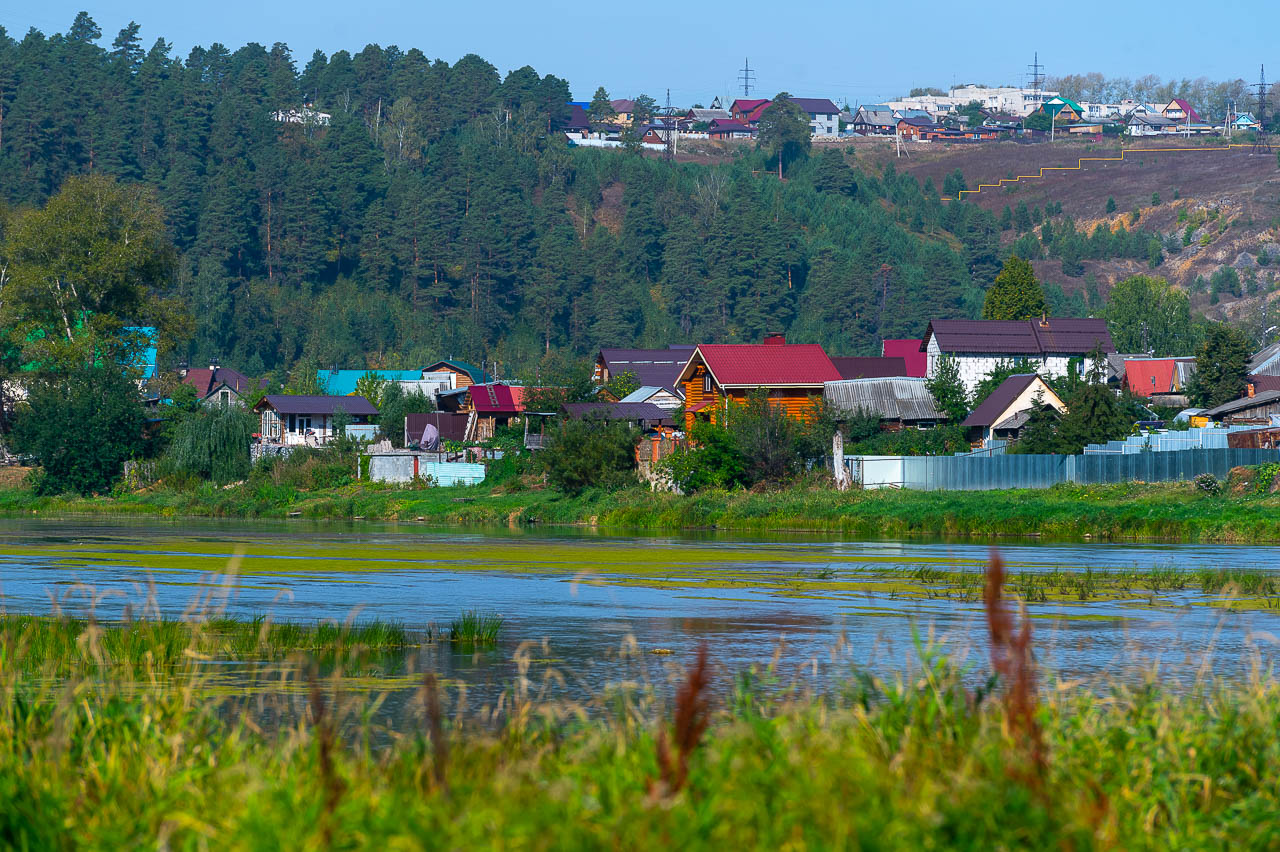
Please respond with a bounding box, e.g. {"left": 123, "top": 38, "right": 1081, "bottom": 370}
{"left": 881, "top": 339, "right": 928, "bottom": 377}
{"left": 831, "top": 356, "right": 908, "bottom": 380}
{"left": 598, "top": 346, "right": 695, "bottom": 394}
{"left": 824, "top": 377, "right": 946, "bottom": 422}
{"left": 923, "top": 318, "right": 1114, "bottom": 356}
{"left": 687, "top": 108, "right": 731, "bottom": 122}
{"left": 257, "top": 394, "right": 378, "bottom": 416}
{"left": 730, "top": 98, "right": 771, "bottom": 115}
{"left": 425, "top": 360, "right": 494, "bottom": 384}
{"left": 708, "top": 118, "right": 753, "bottom": 133}
{"left": 1249, "top": 342, "right": 1280, "bottom": 376}
{"left": 1124, "top": 358, "right": 1195, "bottom": 396}
{"left": 898, "top": 116, "right": 935, "bottom": 127}
{"left": 619, "top": 385, "right": 680, "bottom": 403}
{"left": 1164, "top": 99, "right": 1202, "bottom": 121}
{"left": 182, "top": 366, "right": 265, "bottom": 399}
{"left": 610, "top": 98, "right": 636, "bottom": 113}
{"left": 679, "top": 343, "right": 841, "bottom": 388}
{"left": 468, "top": 383, "right": 524, "bottom": 414}
{"left": 790, "top": 97, "right": 839, "bottom": 115}
{"left": 564, "top": 104, "right": 590, "bottom": 130}
{"left": 962, "top": 374, "right": 1058, "bottom": 428}
{"left": 1044, "top": 95, "right": 1083, "bottom": 114}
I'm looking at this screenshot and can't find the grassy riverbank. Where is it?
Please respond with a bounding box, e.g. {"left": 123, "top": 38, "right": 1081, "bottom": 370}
{"left": 5, "top": 474, "right": 1280, "bottom": 541}
{"left": 4, "top": 611, "right": 1280, "bottom": 848}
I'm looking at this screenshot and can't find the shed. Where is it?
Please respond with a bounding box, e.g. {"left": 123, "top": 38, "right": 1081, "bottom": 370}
{"left": 563, "top": 402, "right": 675, "bottom": 430}
{"left": 1203, "top": 390, "right": 1280, "bottom": 424}
{"left": 823, "top": 377, "right": 946, "bottom": 430}
{"left": 618, "top": 385, "right": 684, "bottom": 410}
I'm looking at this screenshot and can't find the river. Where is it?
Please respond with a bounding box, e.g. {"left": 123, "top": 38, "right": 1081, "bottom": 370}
{"left": 3, "top": 517, "right": 1280, "bottom": 710}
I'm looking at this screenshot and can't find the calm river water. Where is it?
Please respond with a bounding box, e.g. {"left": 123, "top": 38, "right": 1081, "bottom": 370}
{"left": 3, "top": 517, "right": 1280, "bottom": 708}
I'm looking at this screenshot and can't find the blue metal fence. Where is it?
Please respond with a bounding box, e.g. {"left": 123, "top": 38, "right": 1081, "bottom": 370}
{"left": 859, "top": 448, "right": 1280, "bottom": 491}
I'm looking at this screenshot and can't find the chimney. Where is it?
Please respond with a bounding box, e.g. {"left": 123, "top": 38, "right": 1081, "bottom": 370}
{"left": 1248, "top": 382, "right": 1256, "bottom": 398}
{"left": 764, "top": 333, "right": 786, "bottom": 346}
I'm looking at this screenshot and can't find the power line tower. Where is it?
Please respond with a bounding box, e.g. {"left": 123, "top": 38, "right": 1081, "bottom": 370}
{"left": 1027, "top": 51, "right": 1045, "bottom": 108}
{"left": 1255, "top": 65, "right": 1272, "bottom": 154}
{"left": 663, "top": 87, "right": 676, "bottom": 162}
{"left": 738, "top": 58, "right": 756, "bottom": 98}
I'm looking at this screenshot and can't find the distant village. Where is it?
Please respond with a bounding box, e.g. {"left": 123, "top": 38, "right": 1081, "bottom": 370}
{"left": 550, "top": 84, "right": 1265, "bottom": 150}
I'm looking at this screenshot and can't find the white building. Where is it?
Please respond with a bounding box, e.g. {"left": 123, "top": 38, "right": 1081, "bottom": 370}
{"left": 272, "top": 107, "right": 332, "bottom": 126}
{"left": 791, "top": 97, "right": 841, "bottom": 136}
{"left": 922, "top": 318, "right": 1115, "bottom": 395}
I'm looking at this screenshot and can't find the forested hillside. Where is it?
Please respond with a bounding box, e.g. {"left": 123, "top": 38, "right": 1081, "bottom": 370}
{"left": 1, "top": 13, "right": 1066, "bottom": 376}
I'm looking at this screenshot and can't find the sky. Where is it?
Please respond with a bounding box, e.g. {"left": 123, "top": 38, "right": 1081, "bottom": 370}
{"left": 2, "top": 1, "right": 1275, "bottom": 107}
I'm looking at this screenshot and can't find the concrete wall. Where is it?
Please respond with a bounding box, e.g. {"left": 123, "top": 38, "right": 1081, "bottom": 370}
{"left": 365, "top": 453, "right": 485, "bottom": 486}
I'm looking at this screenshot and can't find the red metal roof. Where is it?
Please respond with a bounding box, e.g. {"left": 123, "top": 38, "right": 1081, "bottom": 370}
{"left": 684, "top": 344, "right": 841, "bottom": 387}
{"left": 881, "top": 339, "right": 928, "bottom": 377}
{"left": 1167, "top": 99, "right": 1202, "bottom": 122}
{"left": 1125, "top": 359, "right": 1177, "bottom": 396}
{"left": 468, "top": 383, "right": 528, "bottom": 413}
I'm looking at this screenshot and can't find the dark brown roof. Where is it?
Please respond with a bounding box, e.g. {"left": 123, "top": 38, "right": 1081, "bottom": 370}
{"left": 257, "top": 395, "right": 378, "bottom": 416}
{"left": 923, "top": 318, "right": 1114, "bottom": 356}
{"left": 599, "top": 347, "right": 695, "bottom": 394}
{"left": 563, "top": 402, "right": 673, "bottom": 425}
{"left": 831, "top": 356, "right": 908, "bottom": 380}
{"left": 962, "top": 374, "right": 1040, "bottom": 428}
{"left": 790, "top": 97, "right": 839, "bottom": 114}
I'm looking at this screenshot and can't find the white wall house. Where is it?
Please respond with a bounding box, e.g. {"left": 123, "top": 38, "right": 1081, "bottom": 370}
{"left": 254, "top": 395, "right": 379, "bottom": 446}
{"left": 922, "top": 319, "right": 1115, "bottom": 396}
{"left": 792, "top": 98, "right": 841, "bottom": 136}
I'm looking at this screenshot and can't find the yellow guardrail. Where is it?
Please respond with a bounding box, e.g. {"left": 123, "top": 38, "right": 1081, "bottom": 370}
{"left": 943, "top": 142, "right": 1262, "bottom": 201}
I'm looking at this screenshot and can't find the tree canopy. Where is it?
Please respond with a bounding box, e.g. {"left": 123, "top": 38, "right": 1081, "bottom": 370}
{"left": 983, "top": 256, "right": 1048, "bottom": 321}
{"left": 1102, "top": 275, "right": 1195, "bottom": 356}
{"left": 1190, "top": 323, "right": 1252, "bottom": 407}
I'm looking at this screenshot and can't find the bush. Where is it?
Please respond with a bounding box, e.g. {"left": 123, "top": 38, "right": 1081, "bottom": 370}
{"left": 539, "top": 416, "right": 638, "bottom": 495}
{"left": 1193, "top": 473, "right": 1221, "bottom": 496}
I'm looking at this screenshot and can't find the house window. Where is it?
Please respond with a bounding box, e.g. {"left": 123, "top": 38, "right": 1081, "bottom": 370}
{"left": 219, "top": 389, "right": 230, "bottom": 408}
{"left": 297, "top": 415, "right": 312, "bottom": 432}
{"left": 703, "top": 374, "right": 713, "bottom": 394}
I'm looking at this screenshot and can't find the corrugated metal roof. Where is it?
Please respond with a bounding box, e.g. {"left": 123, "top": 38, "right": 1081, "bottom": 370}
{"left": 1203, "top": 390, "right": 1280, "bottom": 417}
{"left": 1248, "top": 342, "right": 1280, "bottom": 375}
{"left": 258, "top": 395, "right": 378, "bottom": 416}
{"left": 599, "top": 347, "right": 694, "bottom": 394}
{"left": 687, "top": 344, "right": 841, "bottom": 387}
{"left": 469, "top": 383, "right": 522, "bottom": 413}
{"left": 823, "top": 378, "right": 946, "bottom": 422}
{"left": 1125, "top": 359, "right": 1178, "bottom": 396}
{"left": 831, "top": 356, "right": 908, "bottom": 380}
{"left": 790, "top": 97, "right": 839, "bottom": 114}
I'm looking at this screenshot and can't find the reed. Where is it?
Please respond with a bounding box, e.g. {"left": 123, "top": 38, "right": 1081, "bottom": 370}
{"left": 448, "top": 610, "right": 503, "bottom": 647}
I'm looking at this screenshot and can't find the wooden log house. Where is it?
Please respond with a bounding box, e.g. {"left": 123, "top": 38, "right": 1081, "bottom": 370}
{"left": 675, "top": 336, "right": 842, "bottom": 430}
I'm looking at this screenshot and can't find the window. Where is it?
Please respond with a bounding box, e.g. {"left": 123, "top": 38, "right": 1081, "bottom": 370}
{"left": 298, "top": 415, "right": 312, "bottom": 432}
{"left": 219, "top": 389, "right": 230, "bottom": 408}
{"left": 703, "top": 374, "right": 713, "bottom": 394}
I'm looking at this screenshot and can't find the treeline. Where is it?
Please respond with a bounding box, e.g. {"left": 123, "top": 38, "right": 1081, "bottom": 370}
{"left": 1045, "top": 72, "right": 1271, "bottom": 124}
{"left": 1, "top": 14, "right": 1103, "bottom": 377}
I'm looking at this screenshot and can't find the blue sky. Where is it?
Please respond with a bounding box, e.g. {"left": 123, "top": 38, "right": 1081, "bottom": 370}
{"left": 3, "top": 1, "right": 1274, "bottom": 106}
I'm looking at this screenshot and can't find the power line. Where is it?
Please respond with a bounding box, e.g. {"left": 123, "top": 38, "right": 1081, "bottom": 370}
{"left": 738, "top": 58, "right": 756, "bottom": 98}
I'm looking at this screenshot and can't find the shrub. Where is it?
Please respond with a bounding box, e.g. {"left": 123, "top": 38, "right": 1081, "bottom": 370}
{"left": 1193, "top": 473, "right": 1221, "bottom": 496}
{"left": 540, "top": 416, "right": 638, "bottom": 495}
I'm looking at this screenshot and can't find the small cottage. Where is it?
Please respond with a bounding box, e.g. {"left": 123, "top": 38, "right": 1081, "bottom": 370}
{"left": 961, "top": 374, "right": 1067, "bottom": 442}
{"left": 255, "top": 395, "right": 378, "bottom": 445}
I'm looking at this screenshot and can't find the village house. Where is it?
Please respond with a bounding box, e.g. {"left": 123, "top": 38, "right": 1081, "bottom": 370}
{"left": 1122, "top": 358, "right": 1197, "bottom": 408}
{"left": 707, "top": 118, "right": 755, "bottom": 139}
{"left": 1126, "top": 113, "right": 1179, "bottom": 136}
{"left": 437, "top": 382, "right": 530, "bottom": 441}
{"left": 961, "top": 373, "right": 1067, "bottom": 443}
{"left": 1203, "top": 387, "right": 1280, "bottom": 425}
{"left": 676, "top": 336, "right": 841, "bottom": 429}
{"left": 609, "top": 99, "right": 637, "bottom": 125}
{"left": 921, "top": 318, "right": 1115, "bottom": 395}
{"left": 1040, "top": 96, "right": 1083, "bottom": 123}
{"left": 255, "top": 395, "right": 378, "bottom": 446}
{"left": 594, "top": 346, "right": 693, "bottom": 400}
{"left": 1162, "top": 99, "right": 1201, "bottom": 122}
{"left": 178, "top": 364, "right": 267, "bottom": 408}
{"left": 424, "top": 360, "right": 493, "bottom": 389}
{"left": 730, "top": 98, "right": 771, "bottom": 126}
{"left": 790, "top": 97, "right": 841, "bottom": 136}
{"left": 823, "top": 377, "right": 947, "bottom": 430}
{"left": 851, "top": 105, "right": 897, "bottom": 135}
{"left": 896, "top": 116, "right": 936, "bottom": 139}
{"left": 685, "top": 107, "right": 731, "bottom": 125}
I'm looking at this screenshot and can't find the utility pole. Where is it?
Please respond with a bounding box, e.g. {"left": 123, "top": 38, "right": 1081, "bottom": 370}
{"left": 738, "top": 58, "right": 756, "bottom": 98}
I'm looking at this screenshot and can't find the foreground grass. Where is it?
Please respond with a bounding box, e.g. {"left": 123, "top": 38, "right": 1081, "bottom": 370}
{"left": 4, "top": 618, "right": 1280, "bottom": 847}
{"left": 5, "top": 477, "right": 1280, "bottom": 542}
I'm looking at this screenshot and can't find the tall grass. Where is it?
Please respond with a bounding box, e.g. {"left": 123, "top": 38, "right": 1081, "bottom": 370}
{"left": 448, "top": 610, "right": 503, "bottom": 647}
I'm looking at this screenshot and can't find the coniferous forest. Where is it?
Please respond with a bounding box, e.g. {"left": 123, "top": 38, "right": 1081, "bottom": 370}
{"left": 2, "top": 13, "right": 1029, "bottom": 376}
